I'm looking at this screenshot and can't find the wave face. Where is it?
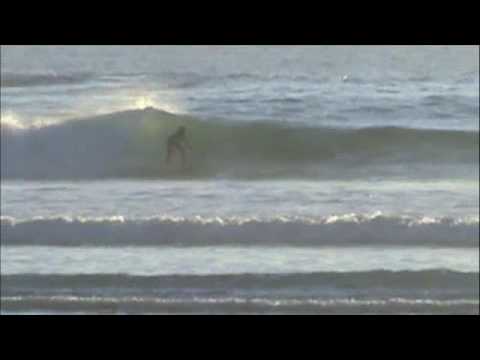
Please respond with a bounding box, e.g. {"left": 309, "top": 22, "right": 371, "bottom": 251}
{"left": 2, "top": 214, "right": 477, "bottom": 247}
{"left": 1, "top": 109, "right": 478, "bottom": 180}
{"left": 2, "top": 271, "right": 478, "bottom": 314}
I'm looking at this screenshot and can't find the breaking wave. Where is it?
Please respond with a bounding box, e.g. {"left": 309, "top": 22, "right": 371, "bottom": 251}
{"left": 1, "top": 214, "right": 478, "bottom": 247}
{"left": 1, "top": 109, "right": 478, "bottom": 179}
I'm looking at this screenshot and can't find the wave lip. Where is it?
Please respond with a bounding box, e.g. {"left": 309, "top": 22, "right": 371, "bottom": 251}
{"left": 2, "top": 214, "right": 478, "bottom": 247}
{"left": 1, "top": 109, "right": 478, "bottom": 180}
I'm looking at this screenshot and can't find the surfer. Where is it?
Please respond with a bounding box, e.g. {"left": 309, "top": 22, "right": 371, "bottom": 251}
{"left": 166, "top": 126, "right": 192, "bottom": 168}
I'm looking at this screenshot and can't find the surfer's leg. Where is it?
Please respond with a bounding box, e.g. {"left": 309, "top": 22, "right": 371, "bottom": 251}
{"left": 166, "top": 145, "right": 175, "bottom": 164}
{"left": 179, "top": 147, "right": 187, "bottom": 168}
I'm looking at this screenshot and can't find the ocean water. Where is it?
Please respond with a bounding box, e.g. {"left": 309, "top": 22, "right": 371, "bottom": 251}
{"left": 1, "top": 45, "right": 479, "bottom": 314}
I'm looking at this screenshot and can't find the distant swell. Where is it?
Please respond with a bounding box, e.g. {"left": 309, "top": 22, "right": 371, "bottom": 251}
{"left": 1, "top": 109, "right": 478, "bottom": 180}
{"left": 1, "top": 214, "right": 477, "bottom": 247}
{"left": 1, "top": 72, "right": 94, "bottom": 88}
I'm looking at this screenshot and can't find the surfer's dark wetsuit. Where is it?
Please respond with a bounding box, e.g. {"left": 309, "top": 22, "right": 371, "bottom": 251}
{"left": 166, "top": 126, "right": 191, "bottom": 167}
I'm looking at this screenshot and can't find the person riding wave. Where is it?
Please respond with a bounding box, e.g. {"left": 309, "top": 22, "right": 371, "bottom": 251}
{"left": 166, "top": 126, "right": 192, "bottom": 168}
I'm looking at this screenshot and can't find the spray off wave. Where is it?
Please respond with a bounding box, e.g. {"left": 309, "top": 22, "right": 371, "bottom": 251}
{"left": 2, "top": 109, "right": 478, "bottom": 179}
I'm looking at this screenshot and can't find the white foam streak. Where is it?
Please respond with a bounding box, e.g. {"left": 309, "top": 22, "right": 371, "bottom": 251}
{"left": 0, "top": 113, "right": 25, "bottom": 130}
